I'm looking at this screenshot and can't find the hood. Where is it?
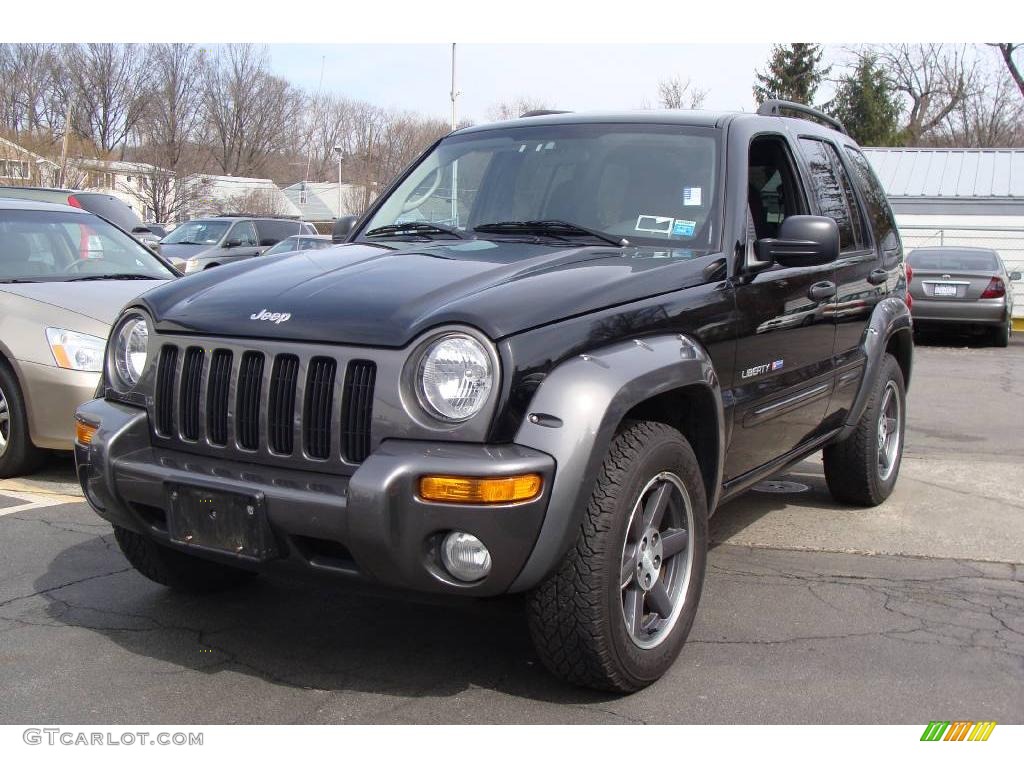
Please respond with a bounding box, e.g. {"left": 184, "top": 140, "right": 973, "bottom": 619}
{"left": 0, "top": 279, "right": 169, "bottom": 325}
{"left": 143, "top": 240, "right": 719, "bottom": 347}
{"left": 158, "top": 243, "right": 214, "bottom": 259}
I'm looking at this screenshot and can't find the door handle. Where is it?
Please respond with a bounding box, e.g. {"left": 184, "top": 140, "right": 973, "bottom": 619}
{"left": 808, "top": 281, "right": 836, "bottom": 301}
{"left": 867, "top": 269, "right": 888, "bottom": 285}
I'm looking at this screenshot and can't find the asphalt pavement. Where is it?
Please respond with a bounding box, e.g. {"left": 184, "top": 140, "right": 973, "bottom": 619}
{"left": 1, "top": 333, "right": 1022, "bottom": 724}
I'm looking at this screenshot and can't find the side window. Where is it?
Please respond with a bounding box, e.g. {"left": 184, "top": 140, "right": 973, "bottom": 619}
{"left": 747, "top": 136, "right": 807, "bottom": 240}
{"left": 798, "top": 138, "right": 863, "bottom": 253}
{"left": 229, "top": 221, "right": 258, "bottom": 247}
{"left": 844, "top": 146, "right": 900, "bottom": 253}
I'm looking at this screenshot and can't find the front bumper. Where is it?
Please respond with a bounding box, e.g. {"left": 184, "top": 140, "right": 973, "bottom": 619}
{"left": 18, "top": 360, "right": 101, "bottom": 450}
{"left": 75, "top": 398, "right": 556, "bottom": 596}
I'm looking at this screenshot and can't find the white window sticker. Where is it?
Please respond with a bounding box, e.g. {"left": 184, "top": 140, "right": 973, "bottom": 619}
{"left": 683, "top": 187, "right": 702, "bottom": 206}
{"left": 635, "top": 215, "right": 674, "bottom": 234}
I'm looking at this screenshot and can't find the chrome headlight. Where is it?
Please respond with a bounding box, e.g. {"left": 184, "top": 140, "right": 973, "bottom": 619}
{"left": 416, "top": 333, "right": 494, "bottom": 422}
{"left": 108, "top": 311, "right": 150, "bottom": 390}
{"left": 45, "top": 328, "right": 105, "bottom": 372}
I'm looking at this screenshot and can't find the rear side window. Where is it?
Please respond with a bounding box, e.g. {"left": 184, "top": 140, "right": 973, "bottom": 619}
{"left": 254, "top": 219, "right": 304, "bottom": 245}
{"left": 72, "top": 193, "right": 142, "bottom": 232}
{"left": 798, "top": 138, "right": 865, "bottom": 253}
{"left": 844, "top": 146, "right": 900, "bottom": 252}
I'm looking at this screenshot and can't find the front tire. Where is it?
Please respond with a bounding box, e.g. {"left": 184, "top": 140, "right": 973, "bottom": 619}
{"left": 823, "top": 353, "right": 906, "bottom": 506}
{"left": 113, "top": 526, "right": 257, "bottom": 593}
{"left": 527, "top": 420, "right": 708, "bottom": 693}
{"left": 0, "top": 361, "right": 46, "bottom": 479}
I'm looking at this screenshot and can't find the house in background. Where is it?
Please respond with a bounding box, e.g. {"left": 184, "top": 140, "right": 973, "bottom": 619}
{"left": 71, "top": 158, "right": 172, "bottom": 222}
{"left": 863, "top": 147, "right": 1024, "bottom": 320}
{"left": 0, "top": 137, "right": 59, "bottom": 188}
{"left": 281, "top": 181, "right": 367, "bottom": 229}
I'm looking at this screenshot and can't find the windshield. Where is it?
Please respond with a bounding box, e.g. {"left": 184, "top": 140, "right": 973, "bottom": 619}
{"left": 0, "top": 209, "right": 175, "bottom": 282}
{"left": 908, "top": 250, "right": 999, "bottom": 272}
{"left": 162, "top": 220, "right": 229, "bottom": 245}
{"left": 262, "top": 238, "right": 297, "bottom": 257}
{"left": 361, "top": 123, "right": 721, "bottom": 250}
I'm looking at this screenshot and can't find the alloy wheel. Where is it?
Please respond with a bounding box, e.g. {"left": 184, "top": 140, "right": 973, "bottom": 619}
{"left": 619, "top": 471, "right": 695, "bottom": 649}
{"left": 877, "top": 380, "right": 902, "bottom": 481}
{"left": 0, "top": 383, "right": 9, "bottom": 457}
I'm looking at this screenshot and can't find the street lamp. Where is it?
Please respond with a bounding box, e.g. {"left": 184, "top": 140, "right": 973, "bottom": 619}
{"left": 332, "top": 146, "right": 344, "bottom": 219}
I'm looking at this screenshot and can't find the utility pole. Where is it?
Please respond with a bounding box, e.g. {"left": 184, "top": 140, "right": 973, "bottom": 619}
{"left": 450, "top": 43, "right": 459, "bottom": 130}
{"left": 59, "top": 101, "right": 73, "bottom": 187}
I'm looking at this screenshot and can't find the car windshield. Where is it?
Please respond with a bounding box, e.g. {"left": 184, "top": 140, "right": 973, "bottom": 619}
{"left": 300, "top": 238, "right": 331, "bottom": 251}
{"left": 162, "top": 220, "right": 229, "bottom": 245}
{"left": 361, "top": 122, "right": 722, "bottom": 250}
{"left": 908, "top": 250, "right": 999, "bottom": 272}
{"left": 0, "top": 209, "right": 175, "bottom": 282}
{"left": 262, "top": 238, "right": 296, "bottom": 257}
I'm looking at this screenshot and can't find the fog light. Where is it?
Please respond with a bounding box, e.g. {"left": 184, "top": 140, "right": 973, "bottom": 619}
{"left": 441, "top": 532, "right": 492, "bottom": 582}
{"left": 75, "top": 418, "right": 97, "bottom": 445}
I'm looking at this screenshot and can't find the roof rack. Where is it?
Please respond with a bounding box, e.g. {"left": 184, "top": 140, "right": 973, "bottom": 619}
{"left": 216, "top": 212, "right": 302, "bottom": 220}
{"left": 519, "top": 109, "right": 572, "bottom": 118}
{"left": 756, "top": 100, "right": 848, "bottom": 136}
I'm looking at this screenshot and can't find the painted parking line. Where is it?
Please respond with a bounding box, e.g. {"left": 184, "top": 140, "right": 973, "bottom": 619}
{"left": 0, "top": 489, "right": 83, "bottom": 517}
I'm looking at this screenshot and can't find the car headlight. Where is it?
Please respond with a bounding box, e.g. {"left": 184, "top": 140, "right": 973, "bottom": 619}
{"left": 45, "top": 328, "right": 105, "bottom": 372}
{"left": 416, "top": 333, "right": 494, "bottom": 422}
{"left": 108, "top": 311, "right": 150, "bottom": 390}
{"left": 184, "top": 257, "right": 200, "bottom": 273}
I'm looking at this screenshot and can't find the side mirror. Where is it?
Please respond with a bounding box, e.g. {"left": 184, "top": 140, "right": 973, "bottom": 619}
{"left": 1010, "top": 271, "right": 1022, "bottom": 282}
{"left": 755, "top": 215, "right": 839, "bottom": 269}
{"left": 332, "top": 215, "right": 358, "bottom": 243}
{"left": 224, "top": 238, "right": 241, "bottom": 248}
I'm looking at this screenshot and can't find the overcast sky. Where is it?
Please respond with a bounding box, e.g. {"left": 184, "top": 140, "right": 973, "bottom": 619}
{"left": 269, "top": 44, "right": 845, "bottom": 124}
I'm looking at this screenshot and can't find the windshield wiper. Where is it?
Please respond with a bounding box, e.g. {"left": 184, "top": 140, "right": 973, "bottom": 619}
{"left": 169, "top": 240, "right": 203, "bottom": 245}
{"left": 365, "top": 222, "right": 466, "bottom": 240}
{"left": 474, "top": 220, "right": 628, "bottom": 247}
{"left": 65, "top": 274, "right": 161, "bottom": 282}
{"left": 0, "top": 278, "right": 45, "bottom": 283}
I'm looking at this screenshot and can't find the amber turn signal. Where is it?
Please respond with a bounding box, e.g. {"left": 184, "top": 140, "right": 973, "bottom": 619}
{"left": 75, "top": 418, "right": 98, "bottom": 445}
{"left": 418, "top": 473, "right": 542, "bottom": 504}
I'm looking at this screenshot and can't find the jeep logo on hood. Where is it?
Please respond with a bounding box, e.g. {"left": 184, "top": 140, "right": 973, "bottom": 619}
{"left": 250, "top": 309, "right": 292, "bottom": 324}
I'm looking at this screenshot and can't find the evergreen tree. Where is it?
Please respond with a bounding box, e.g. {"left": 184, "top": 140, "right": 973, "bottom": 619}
{"left": 827, "top": 54, "right": 903, "bottom": 146}
{"left": 753, "top": 44, "right": 830, "bottom": 106}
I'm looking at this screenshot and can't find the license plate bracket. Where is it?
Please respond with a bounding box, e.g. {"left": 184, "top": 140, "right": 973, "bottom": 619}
{"left": 167, "top": 485, "right": 276, "bottom": 561}
{"left": 933, "top": 283, "right": 958, "bottom": 296}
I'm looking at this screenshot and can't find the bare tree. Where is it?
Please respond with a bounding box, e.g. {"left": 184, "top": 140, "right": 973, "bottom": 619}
{"left": 202, "top": 45, "right": 304, "bottom": 177}
{"left": 55, "top": 44, "right": 151, "bottom": 156}
{"left": 128, "top": 44, "right": 209, "bottom": 222}
{"left": 932, "top": 62, "right": 1024, "bottom": 147}
{"left": 989, "top": 44, "right": 1024, "bottom": 99}
{"left": 657, "top": 76, "right": 708, "bottom": 109}
{"left": 486, "top": 96, "right": 552, "bottom": 121}
{"left": 863, "top": 44, "right": 980, "bottom": 144}
{"left": 0, "top": 44, "right": 61, "bottom": 140}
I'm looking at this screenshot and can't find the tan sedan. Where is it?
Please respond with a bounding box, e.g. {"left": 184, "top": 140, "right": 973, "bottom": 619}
{"left": 0, "top": 198, "right": 174, "bottom": 477}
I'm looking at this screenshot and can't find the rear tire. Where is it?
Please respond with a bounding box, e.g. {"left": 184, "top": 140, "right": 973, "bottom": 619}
{"left": 113, "top": 526, "right": 257, "bottom": 593}
{"left": 0, "top": 361, "right": 46, "bottom": 479}
{"left": 527, "top": 420, "right": 708, "bottom": 693}
{"left": 992, "top": 319, "right": 1010, "bottom": 348}
{"left": 823, "top": 353, "right": 906, "bottom": 506}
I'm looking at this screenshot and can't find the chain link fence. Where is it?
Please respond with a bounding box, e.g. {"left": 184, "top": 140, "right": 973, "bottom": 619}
{"left": 898, "top": 224, "right": 1024, "bottom": 317}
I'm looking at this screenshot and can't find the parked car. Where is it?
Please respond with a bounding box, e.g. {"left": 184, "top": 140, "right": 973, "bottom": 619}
{"left": 260, "top": 234, "right": 333, "bottom": 257}
{"left": 160, "top": 216, "right": 318, "bottom": 273}
{"left": 0, "top": 187, "right": 161, "bottom": 249}
{"left": 907, "top": 246, "right": 1018, "bottom": 346}
{"left": 75, "top": 102, "right": 912, "bottom": 692}
{"left": 0, "top": 198, "right": 175, "bottom": 477}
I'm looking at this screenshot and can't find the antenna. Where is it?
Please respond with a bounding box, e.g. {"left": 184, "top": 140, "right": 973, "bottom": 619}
{"left": 450, "top": 43, "right": 460, "bottom": 130}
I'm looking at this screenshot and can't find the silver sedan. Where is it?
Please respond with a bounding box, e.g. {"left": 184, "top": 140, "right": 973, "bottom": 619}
{"left": 908, "top": 246, "right": 1019, "bottom": 347}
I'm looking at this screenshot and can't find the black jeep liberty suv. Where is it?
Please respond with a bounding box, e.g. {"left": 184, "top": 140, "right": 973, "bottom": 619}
{"left": 75, "top": 101, "right": 912, "bottom": 692}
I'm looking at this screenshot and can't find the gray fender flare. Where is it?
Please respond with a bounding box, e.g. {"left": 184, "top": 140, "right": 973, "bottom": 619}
{"left": 508, "top": 333, "right": 724, "bottom": 592}
{"left": 839, "top": 296, "right": 913, "bottom": 440}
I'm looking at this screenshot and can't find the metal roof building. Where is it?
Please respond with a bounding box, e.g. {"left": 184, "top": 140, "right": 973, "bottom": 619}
{"left": 862, "top": 148, "right": 1024, "bottom": 215}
